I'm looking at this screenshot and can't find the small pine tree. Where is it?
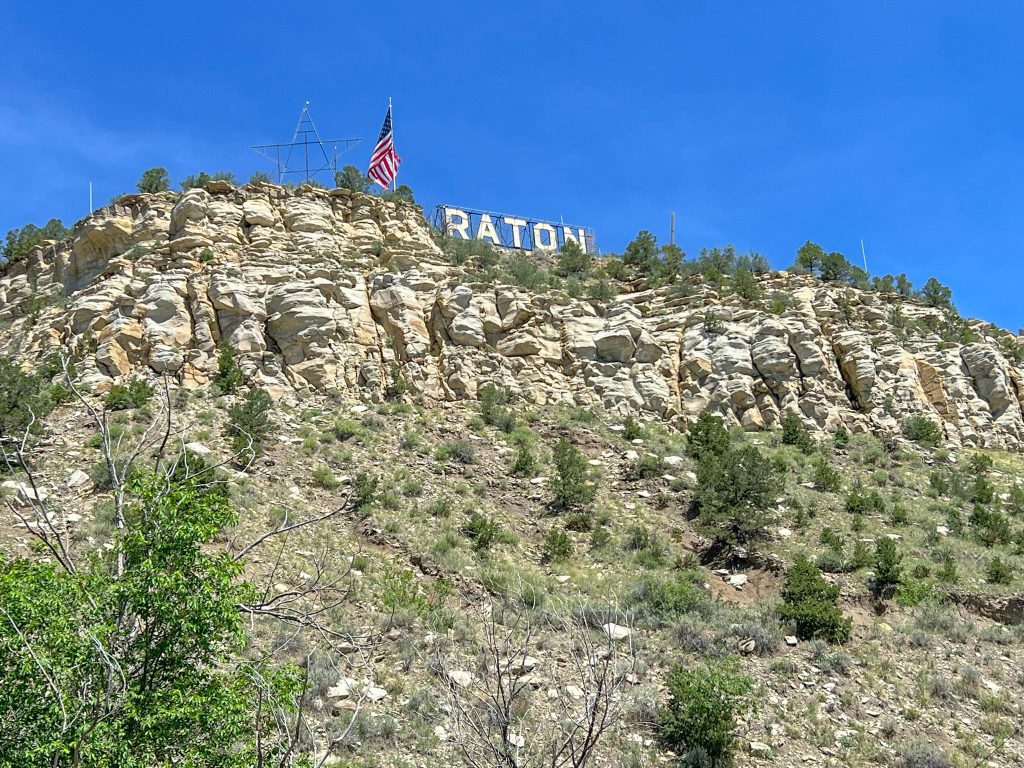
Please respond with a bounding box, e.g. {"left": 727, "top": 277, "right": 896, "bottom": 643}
{"left": 136, "top": 167, "right": 170, "bottom": 194}
{"left": 214, "top": 342, "right": 244, "bottom": 393}
{"left": 730, "top": 269, "right": 761, "bottom": 301}
{"left": 873, "top": 538, "right": 903, "bottom": 597}
{"left": 686, "top": 411, "right": 731, "bottom": 462}
{"left": 694, "top": 445, "right": 783, "bottom": 547}
{"left": 985, "top": 556, "right": 1013, "bottom": 585}
{"left": 541, "top": 527, "right": 573, "bottom": 562}
{"left": 224, "top": 388, "right": 276, "bottom": 464}
{"left": 550, "top": 438, "right": 596, "bottom": 512}
{"left": 334, "top": 165, "right": 372, "bottom": 193}
{"left": 778, "top": 554, "right": 851, "bottom": 642}
{"left": 510, "top": 445, "right": 538, "bottom": 478}
{"left": 781, "top": 411, "right": 815, "bottom": 453}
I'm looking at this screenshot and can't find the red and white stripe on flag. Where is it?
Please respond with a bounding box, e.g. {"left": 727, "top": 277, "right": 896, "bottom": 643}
{"left": 367, "top": 105, "right": 400, "bottom": 188}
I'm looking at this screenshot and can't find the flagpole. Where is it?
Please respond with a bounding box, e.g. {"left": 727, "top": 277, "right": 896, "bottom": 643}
{"left": 389, "top": 96, "right": 395, "bottom": 193}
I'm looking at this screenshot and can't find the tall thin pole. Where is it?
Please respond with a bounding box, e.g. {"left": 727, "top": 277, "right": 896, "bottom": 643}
{"left": 89, "top": 181, "right": 93, "bottom": 213}
{"left": 389, "top": 96, "right": 395, "bottom": 193}
{"left": 860, "top": 238, "right": 868, "bottom": 274}
{"left": 670, "top": 212, "right": 675, "bottom": 245}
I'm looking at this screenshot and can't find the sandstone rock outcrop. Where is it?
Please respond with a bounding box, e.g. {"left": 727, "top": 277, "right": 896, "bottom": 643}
{"left": 2, "top": 181, "right": 1023, "bottom": 449}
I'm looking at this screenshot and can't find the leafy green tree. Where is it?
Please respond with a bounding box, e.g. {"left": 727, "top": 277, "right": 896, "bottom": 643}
{"left": 661, "top": 243, "right": 685, "bottom": 281}
{"left": 104, "top": 378, "right": 154, "bottom": 411}
{"left": 730, "top": 269, "right": 761, "bottom": 301}
{"left": 181, "top": 171, "right": 212, "bottom": 190}
{"left": 623, "top": 230, "right": 659, "bottom": 275}
{"left": 781, "top": 411, "right": 815, "bottom": 453}
{"left": 555, "top": 239, "right": 592, "bottom": 278}
{"left": 920, "top": 277, "right": 954, "bottom": 310}
{"left": 2, "top": 219, "right": 70, "bottom": 266}
{"left": 334, "top": 165, "right": 372, "bottom": 193}
{"left": 694, "top": 444, "right": 783, "bottom": 548}
{"left": 778, "top": 554, "right": 851, "bottom": 642}
{"left": 871, "top": 274, "right": 896, "bottom": 293}
{"left": 0, "top": 470, "right": 300, "bottom": 767}
{"left": 686, "top": 411, "right": 731, "bottom": 463}
{"left": 136, "top": 166, "right": 170, "bottom": 193}
{"left": 549, "top": 438, "right": 596, "bottom": 512}
{"left": 901, "top": 415, "right": 942, "bottom": 448}
{"left": 248, "top": 170, "right": 273, "bottom": 184}
{"left": 657, "top": 660, "right": 752, "bottom": 767}
{"left": 819, "top": 251, "right": 852, "bottom": 282}
{"left": 180, "top": 171, "right": 237, "bottom": 190}
{"left": 381, "top": 183, "right": 416, "bottom": 203}
{"left": 793, "top": 241, "right": 825, "bottom": 273}
{"left": 895, "top": 273, "right": 913, "bottom": 297}
{"left": 0, "top": 356, "right": 65, "bottom": 438}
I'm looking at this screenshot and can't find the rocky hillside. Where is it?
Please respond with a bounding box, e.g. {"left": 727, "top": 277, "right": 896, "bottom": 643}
{"left": 2, "top": 182, "right": 1023, "bottom": 450}
{"left": 4, "top": 183, "right": 1024, "bottom": 768}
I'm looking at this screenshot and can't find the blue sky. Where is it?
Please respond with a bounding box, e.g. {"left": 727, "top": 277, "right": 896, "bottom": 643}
{"left": 3, "top": 2, "right": 1023, "bottom": 330}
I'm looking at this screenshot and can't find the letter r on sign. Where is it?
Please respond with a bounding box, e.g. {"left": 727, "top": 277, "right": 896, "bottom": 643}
{"left": 444, "top": 207, "right": 470, "bottom": 239}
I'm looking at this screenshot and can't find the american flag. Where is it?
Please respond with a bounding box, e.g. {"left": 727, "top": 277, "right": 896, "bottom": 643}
{"left": 367, "top": 103, "right": 400, "bottom": 189}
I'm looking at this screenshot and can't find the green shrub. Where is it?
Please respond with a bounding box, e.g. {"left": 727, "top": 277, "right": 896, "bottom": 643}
{"left": 541, "top": 528, "right": 573, "bottom": 562}
{"left": 694, "top": 445, "right": 783, "bottom": 547}
{"left": 437, "top": 439, "right": 476, "bottom": 465}
{"left": 629, "top": 454, "right": 666, "bottom": 480}
{"left": 213, "top": 342, "right": 244, "bottom": 393}
{"left": 479, "top": 384, "right": 517, "bottom": 432}
{"left": 778, "top": 554, "right": 851, "bottom": 643}
{"left": 330, "top": 419, "right": 362, "bottom": 441}
{"left": 462, "top": 512, "right": 500, "bottom": 553}
{"left": 686, "top": 411, "right": 730, "bottom": 462}
{"left": 985, "top": 556, "right": 1013, "bottom": 585}
{"left": 844, "top": 488, "right": 885, "bottom": 515}
{"left": 928, "top": 470, "right": 949, "bottom": 497}
{"left": 136, "top": 167, "right": 170, "bottom": 193}
{"left": 628, "top": 572, "right": 706, "bottom": 625}
{"left": 0, "top": 356, "right": 70, "bottom": 439}
{"left": 819, "top": 526, "right": 845, "bottom": 552}
{"left": 104, "top": 378, "right": 154, "bottom": 411}
{"left": 352, "top": 472, "right": 378, "bottom": 511}
{"left": 1009, "top": 484, "right": 1024, "bottom": 516}
{"left": 386, "top": 363, "right": 408, "bottom": 400}
{"left": 623, "top": 524, "right": 667, "bottom": 568}
{"left": 873, "top": 538, "right": 903, "bottom": 597}
{"left": 902, "top": 415, "right": 942, "bottom": 448}
{"left": 895, "top": 580, "right": 939, "bottom": 607}
{"left": 812, "top": 457, "right": 841, "bottom": 492}
{"left": 549, "top": 438, "right": 596, "bottom": 512}
{"left": 885, "top": 498, "right": 907, "bottom": 526}
{"left": 2, "top": 218, "right": 69, "bottom": 266}
{"left": 656, "top": 661, "right": 753, "bottom": 768}
{"left": 622, "top": 415, "right": 644, "bottom": 441}
{"left": 224, "top": 388, "right": 276, "bottom": 462}
{"left": 510, "top": 445, "right": 538, "bottom": 478}
{"left": 970, "top": 505, "right": 1013, "bottom": 547}
{"left": 589, "top": 526, "right": 612, "bottom": 551}
{"left": 833, "top": 426, "right": 850, "bottom": 448}
{"left": 311, "top": 466, "right": 340, "bottom": 489}
{"left": 781, "top": 411, "right": 815, "bottom": 454}
{"left": 969, "top": 475, "right": 995, "bottom": 505}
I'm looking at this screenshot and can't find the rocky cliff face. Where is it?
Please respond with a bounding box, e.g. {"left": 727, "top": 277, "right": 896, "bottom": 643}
{"left": 2, "top": 182, "right": 1023, "bottom": 448}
